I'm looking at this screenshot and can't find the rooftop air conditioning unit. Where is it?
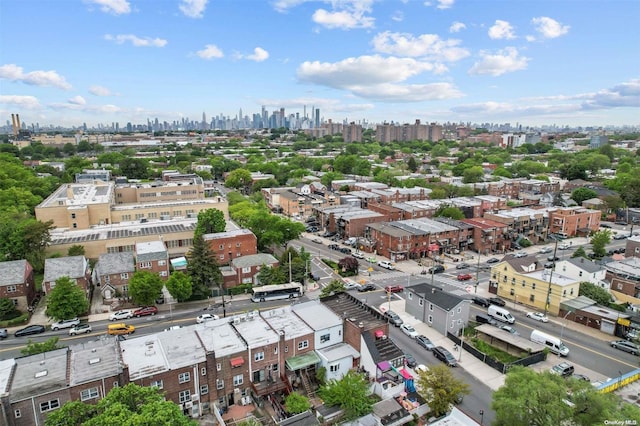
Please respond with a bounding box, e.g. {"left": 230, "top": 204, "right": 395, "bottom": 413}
{"left": 184, "top": 401, "right": 193, "bottom": 409}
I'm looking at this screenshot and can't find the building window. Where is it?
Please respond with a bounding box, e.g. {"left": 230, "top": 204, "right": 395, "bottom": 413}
{"left": 219, "top": 255, "right": 225, "bottom": 260}
{"left": 408, "top": 293, "right": 413, "bottom": 300}
{"left": 139, "top": 262, "right": 152, "bottom": 269}
{"left": 272, "top": 363, "right": 279, "bottom": 372}
{"left": 510, "top": 289, "right": 515, "bottom": 296}
{"left": 14, "top": 409, "right": 20, "bottom": 418}
{"left": 120, "top": 273, "right": 129, "bottom": 280}
{"left": 234, "top": 374, "right": 243, "bottom": 386}
{"left": 532, "top": 283, "right": 536, "bottom": 290}
{"left": 457, "top": 307, "right": 461, "bottom": 313}
{"left": 217, "top": 379, "right": 224, "bottom": 389}
{"left": 579, "top": 271, "right": 583, "bottom": 277}
{"left": 40, "top": 399, "right": 60, "bottom": 412}
{"left": 242, "top": 267, "right": 251, "bottom": 274}
{"left": 150, "top": 380, "right": 163, "bottom": 389}
{"left": 80, "top": 387, "right": 99, "bottom": 401}
{"left": 160, "top": 271, "right": 168, "bottom": 277}
{"left": 216, "top": 363, "right": 222, "bottom": 371}
{"left": 284, "top": 345, "right": 288, "bottom": 353}
{"left": 570, "top": 288, "right": 574, "bottom": 295}
{"left": 522, "top": 280, "right": 526, "bottom": 287}
{"left": 320, "top": 334, "right": 330, "bottom": 343}
{"left": 178, "top": 372, "right": 190, "bottom": 383}
{"left": 298, "top": 340, "right": 309, "bottom": 350}
{"left": 219, "top": 244, "right": 224, "bottom": 250}
{"left": 530, "top": 294, "right": 535, "bottom": 302}
{"left": 255, "top": 352, "right": 264, "bottom": 361}
{"left": 419, "top": 298, "right": 423, "bottom": 306}
{"left": 72, "top": 223, "right": 77, "bottom": 228}
{"left": 451, "top": 320, "right": 455, "bottom": 329}
{"left": 71, "top": 213, "right": 76, "bottom": 219}
{"left": 179, "top": 390, "right": 191, "bottom": 404}
{"left": 329, "top": 364, "right": 339, "bottom": 372}
{"left": 200, "top": 384, "right": 209, "bottom": 395}
{"left": 158, "top": 260, "right": 166, "bottom": 266}
{"left": 201, "top": 367, "right": 207, "bottom": 376}
{"left": 6, "top": 285, "right": 16, "bottom": 293}
{"left": 428, "top": 315, "right": 433, "bottom": 324}
{"left": 429, "top": 303, "right": 433, "bottom": 311}
{"left": 563, "top": 290, "right": 567, "bottom": 296}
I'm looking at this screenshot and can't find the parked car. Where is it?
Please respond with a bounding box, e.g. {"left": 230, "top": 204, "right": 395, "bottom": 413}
{"left": 404, "top": 353, "right": 417, "bottom": 368}
{"left": 15, "top": 325, "right": 46, "bottom": 337}
{"left": 51, "top": 317, "right": 80, "bottom": 331}
{"left": 306, "top": 226, "right": 318, "bottom": 233}
{"left": 0, "top": 328, "right": 7, "bottom": 339}
{"left": 613, "top": 233, "right": 628, "bottom": 240}
{"left": 196, "top": 313, "right": 220, "bottom": 324}
{"left": 573, "top": 374, "right": 591, "bottom": 382}
{"left": 433, "top": 346, "right": 457, "bottom": 367}
{"left": 400, "top": 323, "right": 419, "bottom": 338}
{"left": 457, "top": 273, "right": 473, "bottom": 281}
{"left": 544, "top": 262, "right": 555, "bottom": 269}
{"left": 428, "top": 265, "right": 445, "bottom": 274}
{"left": 600, "top": 223, "right": 612, "bottom": 228}
{"left": 133, "top": 306, "right": 158, "bottom": 317}
{"left": 500, "top": 325, "right": 520, "bottom": 336}
{"left": 377, "top": 260, "right": 396, "bottom": 270}
{"left": 488, "top": 297, "right": 506, "bottom": 307}
{"left": 342, "top": 279, "right": 360, "bottom": 290}
{"left": 357, "top": 283, "right": 376, "bottom": 292}
{"left": 526, "top": 312, "right": 549, "bottom": 322}
{"left": 328, "top": 244, "right": 340, "bottom": 250}
{"left": 311, "top": 237, "right": 323, "bottom": 244}
{"left": 538, "top": 247, "right": 553, "bottom": 254}
{"left": 486, "top": 257, "right": 501, "bottom": 264}
{"left": 69, "top": 323, "right": 92, "bottom": 335}
{"left": 547, "top": 255, "right": 560, "bottom": 262}
{"left": 551, "top": 362, "right": 575, "bottom": 377}
{"left": 610, "top": 340, "right": 640, "bottom": 355}
{"left": 625, "top": 329, "right": 639, "bottom": 341}
{"left": 513, "top": 251, "right": 527, "bottom": 258}
{"left": 472, "top": 296, "right": 491, "bottom": 307}
{"left": 384, "top": 310, "right": 403, "bottom": 327}
{"left": 416, "top": 335, "right": 435, "bottom": 351}
{"left": 109, "top": 310, "right": 133, "bottom": 321}
{"left": 558, "top": 243, "right": 571, "bottom": 250}
{"left": 339, "top": 247, "right": 352, "bottom": 254}
{"left": 322, "top": 231, "right": 336, "bottom": 238}
{"left": 455, "top": 263, "right": 470, "bottom": 270}
{"left": 384, "top": 285, "right": 404, "bottom": 293}
{"left": 414, "top": 364, "right": 428, "bottom": 374}
{"left": 352, "top": 251, "right": 365, "bottom": 259}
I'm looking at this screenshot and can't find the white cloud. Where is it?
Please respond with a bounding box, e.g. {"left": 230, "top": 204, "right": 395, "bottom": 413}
{"left": 468, "top": 47, "right": 529, "bottom": 76}
{"left": 488, "top": 20, "right": 516, "bottom": 40}
{"left": 89, "top": 85, "right": 112, "bottom": 96}
{"left": 104, "top": 34, "right": 167, "bottom": 47}
{"left": 0, "top": 64, "right": 72, "bottom": 89}
{"left": 84, "top": 0, "right": 131, "bottom": 15}
{"left": 68, "top": 95, "right": 86, "bottom": 105}
{"left": 297, "top": 55, "right": 462, "bottom": 102}
{"left": 179, "top": 0, "right": 208, "bottom": 19}
{"left": 196, "top": 44, "right": 224, "bottom": 60}
{"left": 391, "top": 11, "right": 404, "bottom": 22}
{"left": 531, "top": 17, "right": 570, "bottom": 39}
{"left": 0, "top": 95, "right": 41, "bottom": 109}
{"left": 371, "top": 31, "right": 470, "bottom": 63}
{"left": 272, "top": 0, "right": 308, "bottom": 13}
{"left": 581, "top": 79, "right": 640, "bottom": 109}
{"left": 312, "top": 8, "right": 374, "bottom": 29}
{"left": 246, "top": 47, "right": 270, "bottom": 62}
{"left": 449, "top": 21, "right": 466, "bottom": 33}
{"left": 436, "top": 0, "right": 455, "bottom": 9}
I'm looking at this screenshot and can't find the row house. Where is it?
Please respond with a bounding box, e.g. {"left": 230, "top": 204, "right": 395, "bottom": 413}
{"left": 0, "top": 339, "right": 125, "bottom": 426}
{"left": 221, "top": 253, "right": 279, "bottom": 289}
{"left": 366, "top": 187, "right": 431, "bottom": 205}
{"left": 93, "top": 252, "right": 136, "bottom": 300}
{"left": 604, "top": 257, "right": 640, "bottom": 298}
{"left": 0, "top": 260, "right": 37, "bottom": 312}
{"left": 391, "top": 200, "right": 441, "bottom": 220}
{"left": 43, "top": 256, "right": 92, "bottom": 297}
{"left": 204, "top": 229, "right": 258, "bottom": 266}
{"left": 404, "top": 282, "right": 471, "bottom": 337}
{"left": 552, "top": 258, "right": 608, "bottom": 289}
{"left": 517, "top": 179, "right": 561, "bottom": 195}
{"left": 548, "top": 207, "right": 601, "bottom": 237}
{"left": 367, "top": 201, "right": 405, "bottom": 222}
{"left": 365, "top": 218, "right": 468, "bottom": 262}
{"left": 460, "top": 218, "right": 513, "bottom": 254}
{"left": 314, "top": 205, "right": 387, "bottom": 240}
{"left": 484, "top": 207, "right": 549, "bottom": 245}
{"left": 626, "top": 235, "right": 640, "bottom": 258}
{"left": 490, "top": 255, "right": 580, "bottom": 316}
{"left": 135, "top": 241, "right": 170, "bottom": 280}
{"left": 473, "top": 181, "right": 520, "bottom": 199}
{"left": 348, "top": 191, "right": 381, "bottom": 209}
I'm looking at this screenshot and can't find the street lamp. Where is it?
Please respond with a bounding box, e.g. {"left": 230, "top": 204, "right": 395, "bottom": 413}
{"left": 479, "top": 409, "right": 484, "bottom": 425}
{"left": 560, "top": 311, "right": 571, "bottom": 339}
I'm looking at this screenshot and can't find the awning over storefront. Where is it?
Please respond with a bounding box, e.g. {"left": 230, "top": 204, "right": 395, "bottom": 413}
{"left": 285, "top": 351, "right": 321, "bottom": 371}
{"left": 230, "top": 357, "right": 245, "bottom": 368}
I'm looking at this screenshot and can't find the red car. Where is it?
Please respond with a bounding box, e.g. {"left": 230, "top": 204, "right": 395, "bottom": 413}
{"left": 385, "top": 285, "right": 404, "bottom": 293}
{"left": 133, "top": 306, "right": 158, "bottom": 317}
{"left": 457, "top": 273, "right": 473, "bottom": 281}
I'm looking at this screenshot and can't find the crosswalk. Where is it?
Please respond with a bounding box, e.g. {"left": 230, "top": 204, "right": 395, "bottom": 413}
{"left": 367, "top": 271, "right": 476, "bottom": 298}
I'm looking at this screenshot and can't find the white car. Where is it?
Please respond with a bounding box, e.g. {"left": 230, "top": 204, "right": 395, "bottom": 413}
{"left": 51, "top": 318, "right": 80, "bottom": 331}
{"left": 109, "top": 310, "right": 133, "bottom": 321}
{"left": 400, "top": 323, "right": 419, "bottom": 338}
{"left": 514, "top": 251, "right": 527, "bottom": 258}
{"left": 538, "top": 247, "right": 552, "bottom": 254}
{"left": 352, "top": 251, "right": 365, "bottom": 259}
{"left": 414, "top": 364, "right": 428, "bottom": 374}
{"left": 69, "top": 323, "right": 92, "bottom": 335}
{"left": 342, "top": 279, "right": 360, "bottom": 290}
{"left": 526, "top": 312, "right": 549, "bottom": 323}
{"left": 196, "top": 313, "right": 219, "bottom": 324}
{"left": 377, "top": 260, "right": 396, "bottom": 270}
{"left": 558, "top": 243, "right": 571, "bottom": 250}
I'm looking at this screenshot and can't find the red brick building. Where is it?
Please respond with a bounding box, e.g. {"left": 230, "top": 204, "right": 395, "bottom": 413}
{"left": 0, "top": 260, "right": 37, "bottom": 312}
{"left": 460, "top": 218, "right": 512, "bottom": 254}
{"left": 204, "top": 229, "right": 258, "bottom": 265}
{"left": 43, "top": 256, "right": 92, "bottom": 297}
{"left": 549, "top": 207, "right": 600, "bottom": 237}
{"left": 135, "top": 241, "right": 170, "bottom": 280}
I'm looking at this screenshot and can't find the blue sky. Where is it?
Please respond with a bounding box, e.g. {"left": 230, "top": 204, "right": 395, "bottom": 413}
{"left": 1, "top": 0, "right": 639, "bottom": 128}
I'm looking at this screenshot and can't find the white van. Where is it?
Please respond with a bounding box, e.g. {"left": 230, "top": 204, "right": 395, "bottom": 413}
{"left": 487, "top": 305, "right": 515, "bottom": 324}
{"left": 530, "top": 329, "right": 570, "bottom": 356}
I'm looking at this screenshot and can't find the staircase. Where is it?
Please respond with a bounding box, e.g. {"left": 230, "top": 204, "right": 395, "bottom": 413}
{"left": 300, "top": 372, "right": 312, "bottom": 396}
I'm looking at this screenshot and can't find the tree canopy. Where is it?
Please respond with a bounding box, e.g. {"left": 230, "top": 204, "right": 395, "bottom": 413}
{"left": 128, "top": 271, "right": 164, "bottom": 306}
{"left": 590, "top": 230, "right": 611, "bottom": 259}
{"left": 194, "top": 208, "right": 226, "bottom": 238}
{"left": 166, "top": 271, "right": 193, "bottom": 302}
{"left": 571, "top": 187, "right": 598, "bottom": 205}
{"left": 187, "top": 234, "right": 222, "bottom": 299}
{"left": 579, "top": 282, "right": 612, "bottom": 305}
{"left": 318, "top": 370, "right": 373, "bottom": 420}
{"left": 46, "top": 276, "right": 89, "bottom": 321}
{"left": 21, "top": 337, "right": 63, "bottom": 356}
{"left": 416, "top": 364, "right": 469, "bottom": 417}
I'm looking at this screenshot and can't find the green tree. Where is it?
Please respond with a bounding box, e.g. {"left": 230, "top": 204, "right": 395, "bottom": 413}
{"left": 318, "top": 370, "right": 373, "bottom": 420}
{"left": 128, "top": 271, "right": 164, "bottom": 306}
{"left": 118, "top": 157, "right": 149, "bottom": 179}
{"left": 590, "top": 229, "right": 611, "bottom": 258}
{"left": 194, "top": 208, "right": 226, "bottom": 238}
{"left": 560, "top": 163, "right": 588, "bottom": 181}
{"left": 319, "top": 279, "right": 346, "bottom": 298}
{"left": 492, "top": 366, "right": 572, "bottom": 426}
{"left": 46, "top": 276, "right": 89, "bottom": 321}
{"left": 21, "top": 337, "right": 63, "bottom": 356}
{"left": 407, "top": 156, "right": 418, "bottom": 172}
{"left": 225, "top": 168, "right": 252, "bottom": 192}
{"left": 187, "top": 234, "right": 222, "bottom": 300}
{"left": 338, "top": 257, "right": 359, "bottom": 275}
{"left": 434, "top": 205, "right": 465, "bottom": 220}
{"left": 462, "top": 166, "right": 484, "bottom": 183}
{"left": 67, "top": 244, "right": 85, "bottom": 256}
{"left": 571, "top": 246, "right": 588, "bottom": 259}
{"left": 579, "top": 282, "right": 612, "bottom": 305}
{"left": 284, "top": 392, "right": 311, "bottom": 414}
{"left": 0, "top": 213, "right": 54, "bottom": 272}
{"left": 571, "top": 187, "right": 598, "bottom": 205}
{"left": 166, "top": 271, "right": 193, "bottom": 302}
{"left": 416, "top": 364, "right": 469, "bottom": 417}
{"left": 257, "top": 265, "right": 288, "bottom": 285}
{"left": 0, "top": 297, "right": 19, "bottom": 320}
{"left": 45, "top": 383, "right": 196, "bottom": 426}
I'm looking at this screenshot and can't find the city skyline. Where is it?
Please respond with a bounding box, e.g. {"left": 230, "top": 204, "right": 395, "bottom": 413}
{"left": 0, "top": 0, "right": 639, "bottom": 128}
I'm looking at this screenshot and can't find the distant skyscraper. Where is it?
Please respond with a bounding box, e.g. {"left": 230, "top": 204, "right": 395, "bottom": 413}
{"left": 202, "top": 112, "right": 207, "bottom": 130}
{"left": 315, "top": 108, "right": 320, "bottom": 128}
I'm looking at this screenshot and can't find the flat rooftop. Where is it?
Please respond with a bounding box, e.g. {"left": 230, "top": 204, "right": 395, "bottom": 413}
{"left": 262, "top": 306, "right": 314, "bottom": 340}
{"left": 10, "top": 348, "right": 68, "bottom": 402}
{"left": 69, "top": 338, "right": 123, "bottom": 386}
{"left": 120, "top": 334, "right": 170, "bottom": 381}
{"left": 196, "top": 319, "right": 247, "bottom": 358}
{"left": 526, "top": 270, "right": 579, "bottom": 287}
{"left": 38, "top": 182, "right": 114, "bottom": 208}
{"left": 230, "top": 311, "right": 280, "bottom": 349}
{"left": 292, "top": 300, "right": 343, "bottom": 331}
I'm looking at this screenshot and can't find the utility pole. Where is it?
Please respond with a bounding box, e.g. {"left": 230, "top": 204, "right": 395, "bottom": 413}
{"left": 544, "top": 237, "right": 559, "bottom": 316}
{"left": 288, "top": 251, "right": 293, "bottom": 283}
{"left": 475, "top": 246, "right": 481, "bottom": 293}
